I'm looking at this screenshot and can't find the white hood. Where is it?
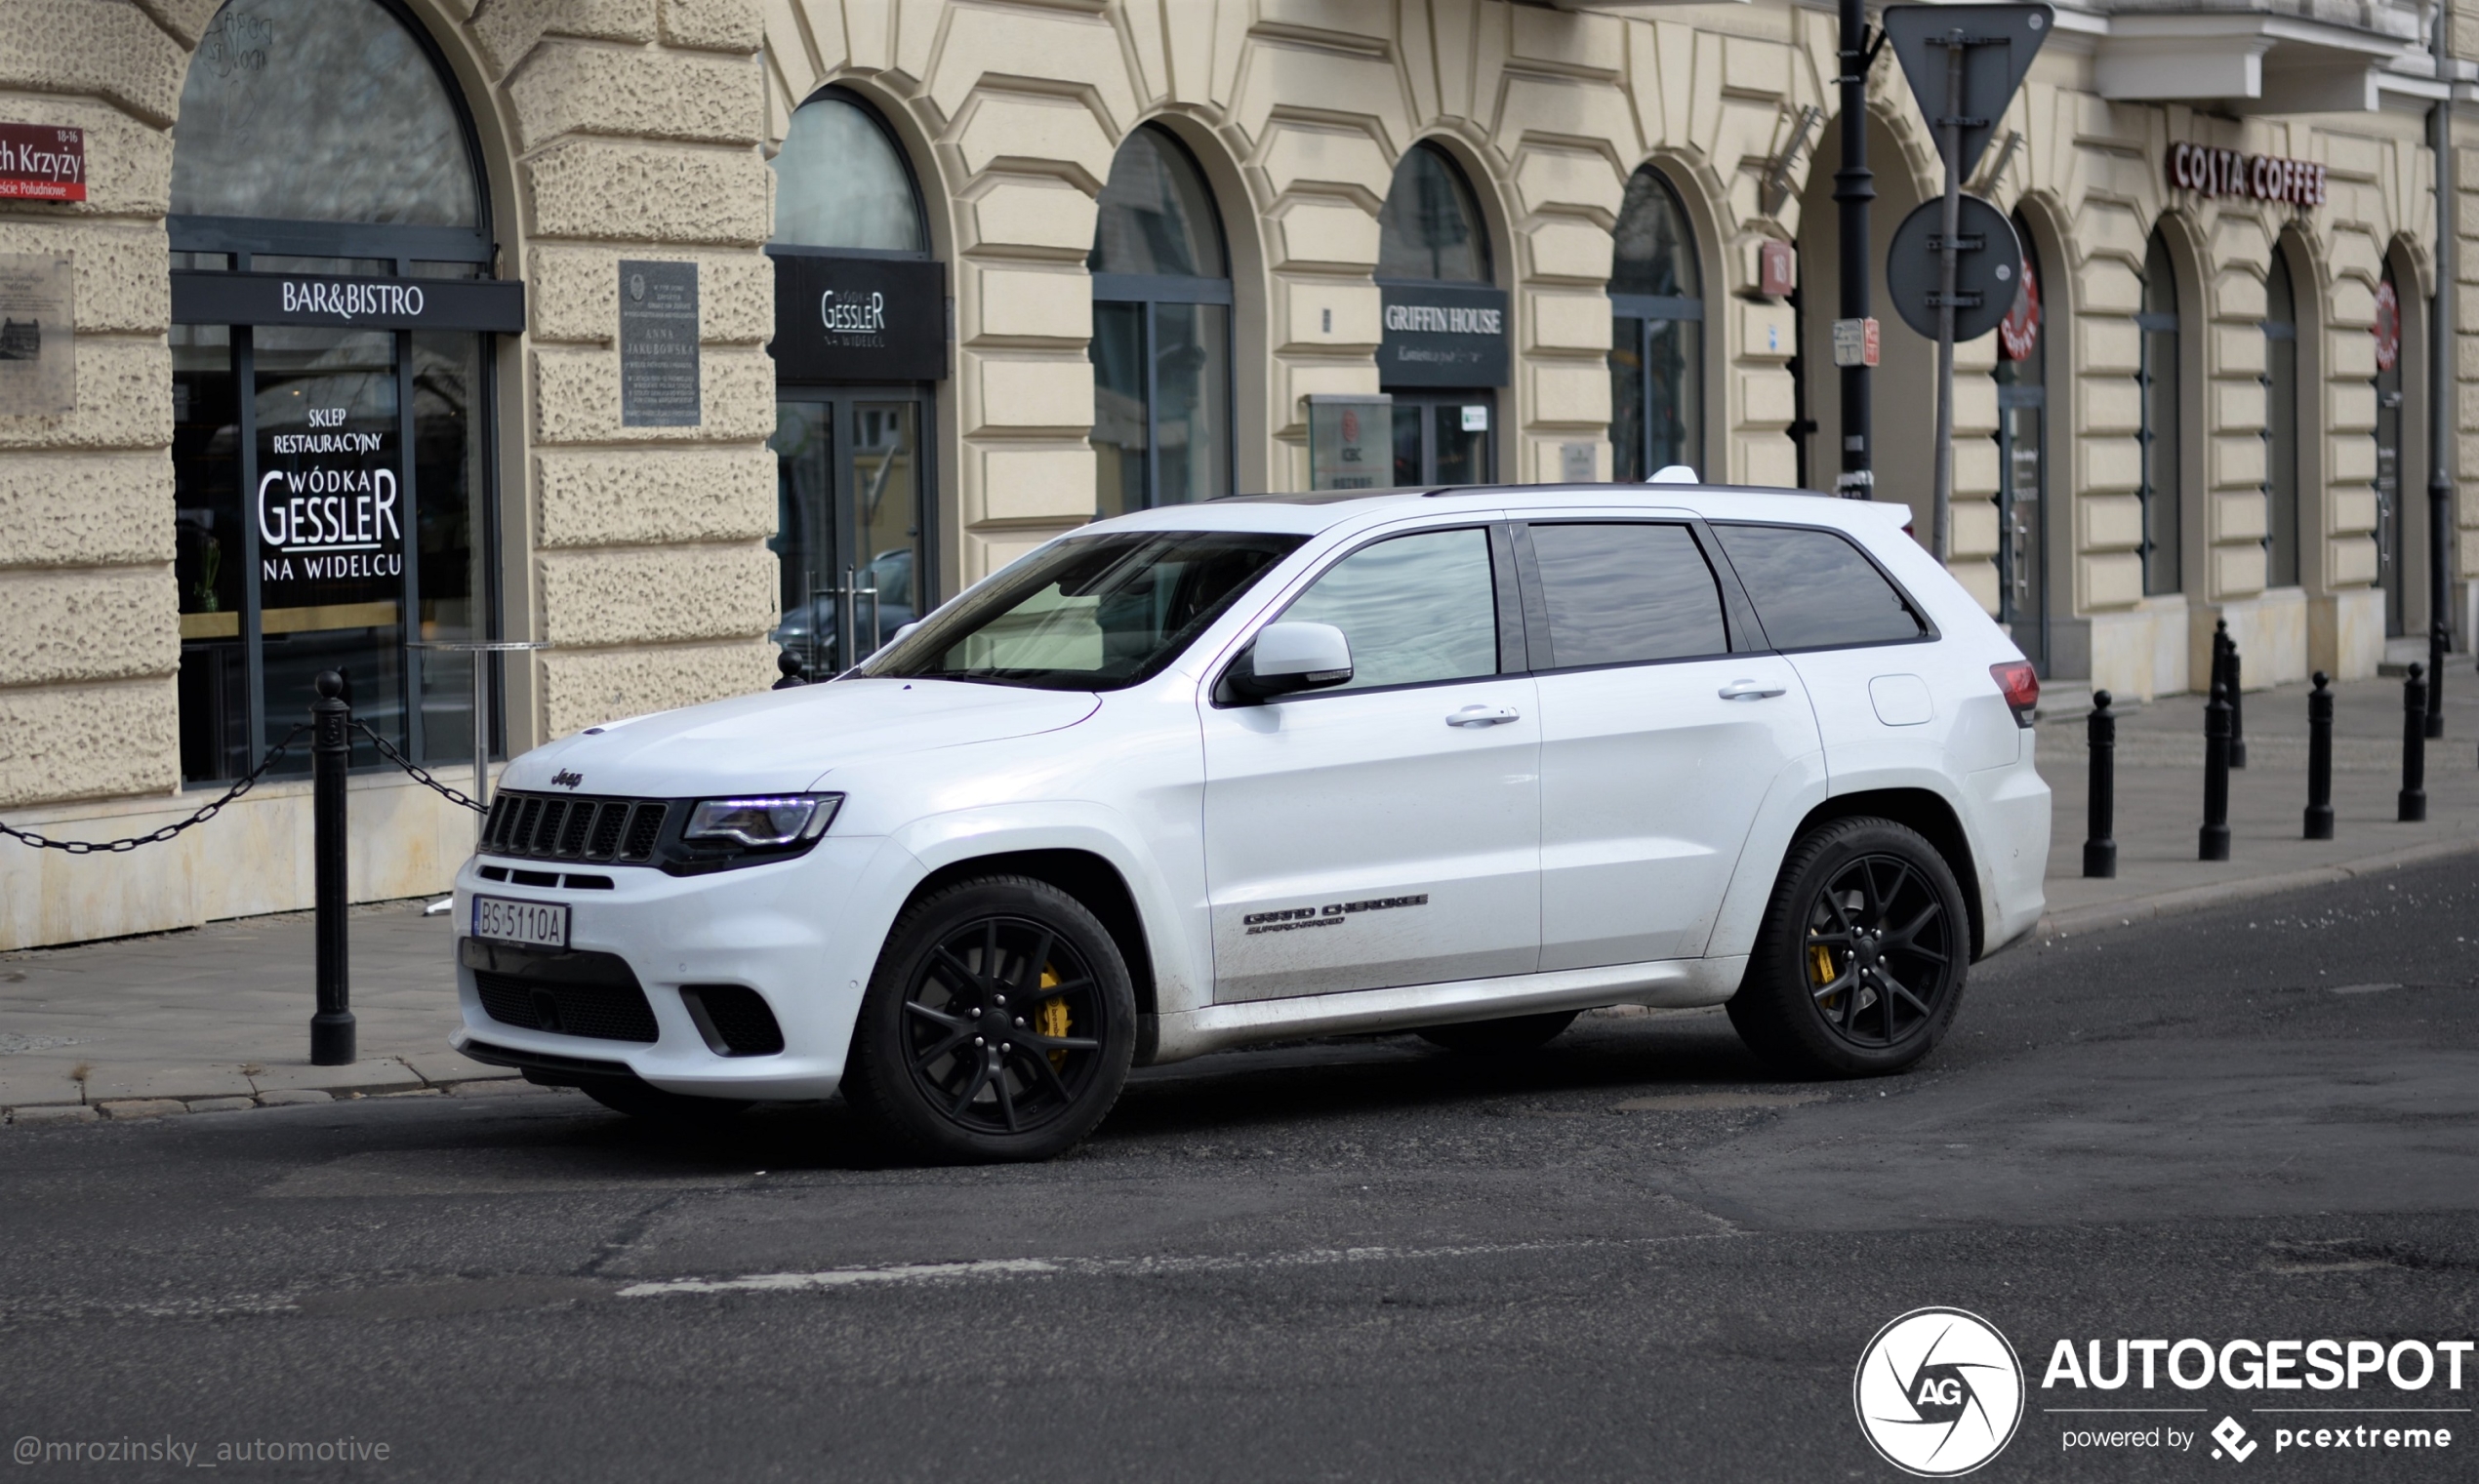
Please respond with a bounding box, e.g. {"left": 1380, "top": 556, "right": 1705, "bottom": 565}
{"left": 501, "top": 679, "right": 1101, "bottom": 798}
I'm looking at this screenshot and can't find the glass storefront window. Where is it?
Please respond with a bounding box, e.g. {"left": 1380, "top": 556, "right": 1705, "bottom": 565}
{"left": 1378, "top": 145, "right": 1490, "bottom": 283}
{"left": 2263, "top": 250, "right": 2301, "bottom": 591}
{"left": 2137, "top": 228, "right": 2182, "bottom": 596}
{"left": 171, "top": 0, "right": 499, "bottom": 784}
{"left": 1089, "top": 126, "right": 1234, "bottom": 515}
{"left": 1609, "top": 167, "right": 1704, "bottom": 482}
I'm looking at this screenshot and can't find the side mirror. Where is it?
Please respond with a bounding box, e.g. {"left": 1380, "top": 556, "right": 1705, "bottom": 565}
{"left": 889, "top": 622, "right": 921, "bottom": 644}
{"left": 1231, "top": 621, "right": 1353, "bottom": 702}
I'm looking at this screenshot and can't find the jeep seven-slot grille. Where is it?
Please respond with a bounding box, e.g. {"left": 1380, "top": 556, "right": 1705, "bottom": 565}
{"left": 481, "top": 790, "right": 669, "bottom": 864}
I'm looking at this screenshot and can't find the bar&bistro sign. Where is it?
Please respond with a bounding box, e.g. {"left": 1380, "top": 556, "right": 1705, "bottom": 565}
{"left": 2166, "top": 142, "right": 2326, "bottom": 207}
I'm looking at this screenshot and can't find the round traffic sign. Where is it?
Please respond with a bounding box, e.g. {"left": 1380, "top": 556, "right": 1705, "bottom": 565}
{"left": 2373, "top": 278, "right": 2400, "bottom": 373}
{"left": 1887, "top": 197, "right": 2023, "bottom": 343}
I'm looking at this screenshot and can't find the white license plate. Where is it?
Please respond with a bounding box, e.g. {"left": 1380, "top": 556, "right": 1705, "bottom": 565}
{"left": 470, "top": 896, "right": 569, "bottom": 950}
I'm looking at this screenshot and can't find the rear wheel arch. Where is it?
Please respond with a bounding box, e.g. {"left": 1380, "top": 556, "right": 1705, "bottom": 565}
{"left": 899, "top": 850, "right": 1158, "bottom": 1029}
{"left": 1789, "top": 789, "right": 1984, "bottom": 961}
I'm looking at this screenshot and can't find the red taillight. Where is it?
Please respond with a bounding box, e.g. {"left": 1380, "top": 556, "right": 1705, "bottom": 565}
{"left": 1990, "top": 661, "right": 2038, "bottom": 727}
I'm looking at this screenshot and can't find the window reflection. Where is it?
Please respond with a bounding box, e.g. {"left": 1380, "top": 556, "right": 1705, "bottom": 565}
{"left": 772, "top": 94, "right": 926, "bottom": 253}
{"left": 1088, "top": 126, "right": 1233, "bottom": 512}
{"left": 1378, "top": 144, "right": 1490, "bottom": 283}
{"left": 172, "top": 0, "right": 478, "bottom": 226}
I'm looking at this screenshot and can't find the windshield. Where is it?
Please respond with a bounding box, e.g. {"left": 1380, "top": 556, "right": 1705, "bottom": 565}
{"left": 859, "top": 531, "right": 1305, "bottom": 690}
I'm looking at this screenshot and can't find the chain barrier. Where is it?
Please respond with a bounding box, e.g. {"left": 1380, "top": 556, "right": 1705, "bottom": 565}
{"left": 351, "top": 721, "right": 489, "bottom": 815}
{"left": 0, "top": 723, "right": 310, "bottom": 855}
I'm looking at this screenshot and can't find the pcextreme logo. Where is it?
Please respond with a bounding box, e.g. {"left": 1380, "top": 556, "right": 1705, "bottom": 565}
{"left": 1855, "top": 1307, "right": 2027, "bottom": 1476}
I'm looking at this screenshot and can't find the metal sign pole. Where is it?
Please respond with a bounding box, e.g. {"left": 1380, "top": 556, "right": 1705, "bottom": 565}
{"left": 1931, "top": 32, "right": 1966, "bottom": 563}
{"left": 1835, "top": 0, "right": 1876, "bottom": 500}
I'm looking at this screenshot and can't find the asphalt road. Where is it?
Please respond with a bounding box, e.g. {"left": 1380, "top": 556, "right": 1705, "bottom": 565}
{"left": 4, "top": 860, "right": 2476, "bottom": 1482}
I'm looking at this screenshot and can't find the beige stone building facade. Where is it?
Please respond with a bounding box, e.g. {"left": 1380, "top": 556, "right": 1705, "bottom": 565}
{"left": 1, "top": 0, "right": 2472, "bottom": 949}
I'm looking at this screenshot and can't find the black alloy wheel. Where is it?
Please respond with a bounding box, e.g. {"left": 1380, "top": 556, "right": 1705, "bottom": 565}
{"left": 1727, "top": 817, "right": 1968, "bottom": 1077}
{"left": 844, "top": 876, "right": 1135, "bottom": 1162}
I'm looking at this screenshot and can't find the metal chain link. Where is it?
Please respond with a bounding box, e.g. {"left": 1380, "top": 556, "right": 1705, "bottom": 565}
{"left": 351, "top": 721, "right": 488, "bottom": 815}
{"left": 0, "top": 723, "right": 310, "bottom": 855}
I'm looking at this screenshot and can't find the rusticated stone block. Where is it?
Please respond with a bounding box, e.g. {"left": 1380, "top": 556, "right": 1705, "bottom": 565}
{"left": 527, "top": 246, "right": 771, "bottom": 344}
{"left": 539, "top": 639, "right": 776, "bottom": 737}
{"left": 965, "top": 264, "right": 1090, "bottom": 343}
{"left": 525, "top": 139, "right": 771, "bottom": 245}
{"left": 507, "top": 40, "right": 762, "bottom": 148}
{"left": 537, "top": 448, "right": 775, "bottom": 546}
{"left": 0, "top": 339, "right": 172, "bottom": 453}
{"left": 975, "top": 356, "right": 1095, "bottom": 433}
{"left": 133, "top": 0, "right": 222, "bottom": 48}
{"left": 977, "top": 446, "right": 1098, "bottom": 525}
{"left": 469, "top": 0, "right": 658, "bottom": 77}
{"left": 662, "top": 0, "right": 762, "bottom": 52}
{"left": 0, "top": 221, "right": 169, "bottom": 333}
{"left": 0, "top": 678, "right": 179, "bottom": 808}
{"left": 537, "top": 544, "right": 777, "bottom": 646}
{"left": 0, "top": 452, "right": 173, "bottom": 568}
{"left": 0, "top": 569, "right": 177, "bottom": 686}
{"left": 0, "top": 1, "right": 187, "bottom": 127}
{"left": 530, "top": 345, "right": 775, "bottom": 444}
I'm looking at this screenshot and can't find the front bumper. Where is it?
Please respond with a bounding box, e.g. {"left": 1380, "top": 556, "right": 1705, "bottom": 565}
{"left": 448, "top": 833, "right": 916, "bottom": 1101}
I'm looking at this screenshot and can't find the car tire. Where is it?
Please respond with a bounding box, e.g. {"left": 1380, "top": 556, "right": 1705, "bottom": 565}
{"left": 578, "top": 1077, "right": 752, "bottom": 1124}
{"left": 1727, "top": 816, "right": 1969, "bottom": 1079}
{"left": 1416, "top": 1009, "right": 1580, "bottom": 1054}
{"left": 842, "top": 874, "right": 1137, "bottom": 1164}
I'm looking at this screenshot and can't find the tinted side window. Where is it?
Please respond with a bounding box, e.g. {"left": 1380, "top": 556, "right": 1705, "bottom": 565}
{"left": 1713, "top": 523, "right": 1927, "bottom": 650}
{"left": 1281, "top": 527, "right": 1498, "bottom": 691}
{"left": 1526, "top": 522, "right": 1727, "bottom": 667}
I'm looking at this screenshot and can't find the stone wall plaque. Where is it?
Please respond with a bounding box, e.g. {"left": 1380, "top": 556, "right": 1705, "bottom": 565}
{"left": 0, "top": 253, "right": 74, "bottom": 416}
{"left": 619, "top": 260, "right": 700, "bottom": 427}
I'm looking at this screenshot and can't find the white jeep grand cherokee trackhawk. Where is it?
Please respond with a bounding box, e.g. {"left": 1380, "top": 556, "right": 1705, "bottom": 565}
{"left": 453, "top": 483, "right": 2050, "bottom": 1161}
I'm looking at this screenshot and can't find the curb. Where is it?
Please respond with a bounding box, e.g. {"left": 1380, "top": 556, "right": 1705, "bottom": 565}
{"left": 2032, "top": 835, "right": 2479, "bottom": 940}
{"left": 1, "top": 1062, "right": 547, "bottom": 1127}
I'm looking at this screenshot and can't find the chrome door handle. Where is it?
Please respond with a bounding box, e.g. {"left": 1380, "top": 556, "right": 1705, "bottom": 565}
{"left": 1718, "top": 680, "right": 1787, "bottom": 701}
{"left": 1447, "top": 703, "right": 1521, "bottom": 727}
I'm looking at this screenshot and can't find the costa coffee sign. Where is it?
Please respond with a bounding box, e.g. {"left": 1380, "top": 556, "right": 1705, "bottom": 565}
{"left": 2167, "top": 142, "right": 2326, "bottom": 207}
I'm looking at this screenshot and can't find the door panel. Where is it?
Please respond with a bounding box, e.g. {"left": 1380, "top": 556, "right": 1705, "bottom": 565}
{"left": 770, "top": 392, "right": 929, "bottom": 677}
{"left": 1202, "top": 525, "right": 1538, "bottom": 1002}
{"left": 1523, "top": 521, "right": 1820, "bottom": 969}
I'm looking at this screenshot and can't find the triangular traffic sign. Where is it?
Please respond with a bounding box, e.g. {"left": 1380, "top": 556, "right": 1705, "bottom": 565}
{"left": 1880, "top": 5, "right": 2053, "bottom": 180}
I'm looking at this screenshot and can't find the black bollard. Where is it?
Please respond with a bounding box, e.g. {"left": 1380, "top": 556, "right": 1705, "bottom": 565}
{"left": 772, "top": 649, "right": 805, "bottom": 690}
{"left": 2429, "top": 618, "right": 2448, "bottom": 741}
{"left": 2084, "top": 690, "right": 2117, "bottom": 878}
{"left": 309, "top": 671, "right": 356, "bottom": 1065}
{"left": 2200, "top": 681, "right": 2232, "bottom": 862}
{"left": 2224, "top": 631, "right": 2246, "bottom": 770}
{"left": 2304, "top": 671, "right": 2335, "bottom": 840}
{"left": 2400, "top": 662, "right": 2428, "bottom": 822}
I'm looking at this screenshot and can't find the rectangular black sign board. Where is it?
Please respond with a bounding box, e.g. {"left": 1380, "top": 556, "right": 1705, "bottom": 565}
{"left": 770, "top": 252, "right": 946, "bottom": 383}
{"left": 620, "top": 260, "right": 700, "bottom": 427}
{"left": 1378, "top": 281, "right": 1510, "bottom": 388}
{"left": 171, "top": 270, "right": 524, "bottom": 331}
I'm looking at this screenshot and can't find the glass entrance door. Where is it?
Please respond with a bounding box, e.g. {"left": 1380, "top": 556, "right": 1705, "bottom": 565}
{"left": 2375, "top": 368, "right": 2406, "bottom": 637}
{"left": 1996, "top": 383, "right": 2046, "bottom": 672}
{"left": 770, "top": 392, "right": 931, "bottom": 678}
{"left": 1389, "top": 391, "right": 1494, "bottom": 486}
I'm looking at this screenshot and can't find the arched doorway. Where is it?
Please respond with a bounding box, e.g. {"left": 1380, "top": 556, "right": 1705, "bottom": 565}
{"left": 1993, "top": 214, "right": 2047, "bottom": 670}
{"left": 2263, "top": 245, "right": 2304, "bottom": 592}
{"left": 1607, "top": 165, "right": 1705, "bottom": 482}
{"left": 1088, "top": 125, "right": 1234, "bottom": 517}
{"left": 2372, "top": 257, "right": 2412, "bottom": 638}
{"left": 767, "top": 87, "right": 943, "bottom": 678}
{"left": 169, "top": 0, "right": 514, "bottom": 784}
{"left": 1376, "top": 142, "right": 1507, "bottom": 486}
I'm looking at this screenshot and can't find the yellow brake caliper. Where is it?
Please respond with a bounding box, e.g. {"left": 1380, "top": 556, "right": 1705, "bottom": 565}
{"left": 1808, "top": 943, "right": 1840, "bottom": 1008}
{"left": 1036, "top": 967, "right": 1070, "bottom": 1071}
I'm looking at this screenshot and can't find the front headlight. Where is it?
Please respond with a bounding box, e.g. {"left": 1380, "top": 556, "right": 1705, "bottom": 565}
{"left": 683, "top": 794, "right": 843, "bottom": 849}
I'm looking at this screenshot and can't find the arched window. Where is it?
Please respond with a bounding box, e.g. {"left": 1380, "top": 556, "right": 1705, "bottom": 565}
{"left": 169, "top": 0, "right": 501, "bottom": 788}
{"left": 771, "top": 92, "right": 925, "bottom": 253}
{"left": 2262, "top": 248, "right": 2302, "bottom": 589}
{"left": 1994, "top": 216, "right": 2047, "bottom": 669}
{"left": 1379, "top": 143, "right": 1491, "bottom": 283}
{"left": 1089, "top": 125, "right": 1232, "bottom": 516}
{"left": 1376, "top": 143, "right": 1503, "bottom": 486}
{"left": 2136, "top": 227, "right": 2183, "bottom": 596}
{"left": 1608, "top": 166, "right": 1704, "bottom": 481}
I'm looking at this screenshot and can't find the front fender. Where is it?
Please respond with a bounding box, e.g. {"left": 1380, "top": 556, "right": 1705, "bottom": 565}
{"left": 888, "top": 804, "right": 1209, "bottom": 1017}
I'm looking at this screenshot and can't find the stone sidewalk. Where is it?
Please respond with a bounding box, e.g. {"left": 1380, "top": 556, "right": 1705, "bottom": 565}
{"left": 5, "top": 669, "right": 2476, "bottom": 1123}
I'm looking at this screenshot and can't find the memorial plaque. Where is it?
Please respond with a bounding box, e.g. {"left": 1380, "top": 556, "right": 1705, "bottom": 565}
{"left": 0, "top": 253, "right": 73, "bottom": 416}
{"left": 620, "top": 260, "right": 700, "bottom": 427}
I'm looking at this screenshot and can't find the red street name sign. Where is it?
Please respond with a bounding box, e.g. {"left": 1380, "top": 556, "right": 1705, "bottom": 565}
{"left": 2167, "top": 141, "right": 2324, "bottom": 207}
{"left": 0, "top": 123, "right": 86, "bottom": 201}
